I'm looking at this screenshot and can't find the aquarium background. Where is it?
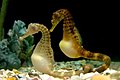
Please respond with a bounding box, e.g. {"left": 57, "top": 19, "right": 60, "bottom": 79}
{"left": 0, "top": 0, "right": 119, "bottom": 62}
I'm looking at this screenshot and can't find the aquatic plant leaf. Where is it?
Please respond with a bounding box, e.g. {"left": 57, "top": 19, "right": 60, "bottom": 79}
{"left": 25, "top": 45, "right": 35, "bottom": 56}
{"left": 0, "top": 39, "right": 21, "bottom": 70}
{"left": 19, "top": 27, "right": 26, "bottom": 36}
{"left": 24, "top": 36, "right": 34, "bottom": 46}
{"left": 8, "top": 39, "right": 21, "bottom": 55}
{"left": 0, "top": 62, "right": 7, "bottom": 69}
{"left": 25, "top": 57, "right": 33, "bottom": 67}
{"left": 5, "top": 53, "right": 21, "bottom": 69}
{"left": 12, "top": 20, "right": 26, "bottom": 36}
{"left": 0, "top": 39, "right": 8, "bottom": 49}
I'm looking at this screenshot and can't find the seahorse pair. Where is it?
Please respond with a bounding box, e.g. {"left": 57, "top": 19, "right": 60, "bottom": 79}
{"left": 19, "top": 9, "right": 111, "bottom": 78}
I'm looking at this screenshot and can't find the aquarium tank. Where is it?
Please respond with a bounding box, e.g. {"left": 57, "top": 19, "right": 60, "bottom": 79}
{"left": 0, "top": 0, "right": 119, "bottom": 80}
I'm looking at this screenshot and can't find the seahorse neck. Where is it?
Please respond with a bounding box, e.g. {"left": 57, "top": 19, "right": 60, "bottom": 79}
{"left": 41, "top": 31, "right": 51, "bottom": 46}
{"left": 62, "top": 11, "right": 76, "bottom": 41}
{"left": 33, "top": 29, "right": 51, "bottom": 54}
{"left": 60, "top": 9, "right": 82, "bottom": 46}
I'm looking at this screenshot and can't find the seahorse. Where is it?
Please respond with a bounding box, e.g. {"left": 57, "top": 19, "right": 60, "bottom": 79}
{"left": 19, "top": 23, "right": 86, "bottom": 78}
{"left": 50, "top": 9, "right": 111, "bottom": 73}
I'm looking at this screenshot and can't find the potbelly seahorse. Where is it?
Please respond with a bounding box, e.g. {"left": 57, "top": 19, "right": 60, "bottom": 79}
{"left": 50, "top": 9, "right": 111, "bottom": 73}
{"left": 19, "top": 23, "right": 86, "bottom": 78}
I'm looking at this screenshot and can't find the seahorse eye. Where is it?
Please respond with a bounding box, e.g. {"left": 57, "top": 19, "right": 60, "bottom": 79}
{"left": 53, "top": 13, "right": 60, "bottom": 19}
{"left": 28, "top": 24, "right": 37, "bottom": 32}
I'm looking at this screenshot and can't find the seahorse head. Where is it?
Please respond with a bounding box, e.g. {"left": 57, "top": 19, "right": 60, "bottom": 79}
{"left": 50, "top": 9, "right": 67, "bottom": 32}
{"left": 19, "top": 23, "right": 45, "bottom": 40}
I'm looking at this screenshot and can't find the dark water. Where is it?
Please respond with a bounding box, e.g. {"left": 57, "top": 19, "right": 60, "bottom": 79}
{"left": 1, "top": 0, "right": 119, "bottom": 61}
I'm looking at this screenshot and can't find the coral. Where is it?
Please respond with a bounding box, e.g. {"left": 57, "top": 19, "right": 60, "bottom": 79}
{"left": 0, "top": 20, "right": 34, "bottom": 70}
{"left": 0, "top": 39, "right": 21, "bottom": 69}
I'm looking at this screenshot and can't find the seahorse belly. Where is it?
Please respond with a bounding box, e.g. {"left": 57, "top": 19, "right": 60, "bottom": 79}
{"left": 59, "top": 40, "right": 80, "bottom": 58}
{"left": 31, "top": 53, "right": 53, "bottom": 74}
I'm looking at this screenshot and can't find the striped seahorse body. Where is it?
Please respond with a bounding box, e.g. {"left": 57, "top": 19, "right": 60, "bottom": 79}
{"left": 50, "top": 9, "right": 111, "bottom": 73}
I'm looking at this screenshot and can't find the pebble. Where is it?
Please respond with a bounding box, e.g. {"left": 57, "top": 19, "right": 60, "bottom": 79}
{"left": 0, "top": 68, "right": 119, "bottom": 80}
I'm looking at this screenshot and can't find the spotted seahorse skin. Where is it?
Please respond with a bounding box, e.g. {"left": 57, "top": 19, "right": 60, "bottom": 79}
{"left": 50, "top": 9, "right": 111, "bottom": 73}
{"left": 19, "top": 23, "right": 55, "bottom": 74}
{"left": 19, "top": 23, "right": 88, "bottom": 78}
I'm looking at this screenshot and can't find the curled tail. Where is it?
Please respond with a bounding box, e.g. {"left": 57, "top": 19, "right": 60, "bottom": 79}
{"left": 47, "top": 49, "right": 111, "bottom": 78}
{"left": 80, "top": 48, "right": 111, "bottom": 72}
{"left": 49, "top": 69, "right": 84, "bottom": 78}
{"left": 47, "top": 62, "right": 93, "bottom": 78}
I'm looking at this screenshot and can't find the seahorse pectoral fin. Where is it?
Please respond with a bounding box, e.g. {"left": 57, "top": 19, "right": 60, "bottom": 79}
{"left": 50, "top": 16, "right": 64, "bottom": 32}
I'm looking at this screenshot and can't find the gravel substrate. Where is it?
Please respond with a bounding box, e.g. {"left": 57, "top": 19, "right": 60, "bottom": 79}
{"left": 0, "top": 61, "right": 120, "bottom": 80}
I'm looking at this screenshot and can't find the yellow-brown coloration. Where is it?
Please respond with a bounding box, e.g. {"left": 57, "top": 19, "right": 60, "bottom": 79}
{"left": 50, "top": 9, "right": 111, "bottom": 73}
{"left": 19, "top": 23, "right": 85, "bottom": 78}
{"left": 19, "top": 23, "right": 55, "bottom": 74}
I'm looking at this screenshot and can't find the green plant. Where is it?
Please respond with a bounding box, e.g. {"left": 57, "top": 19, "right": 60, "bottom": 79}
{"left": 0, "top": 0, "right": 9, "bottom": 40}
{"left": 0, "top": 20, "right": 34, "bottom": 70}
